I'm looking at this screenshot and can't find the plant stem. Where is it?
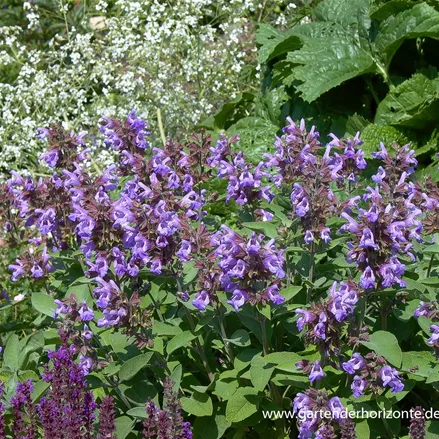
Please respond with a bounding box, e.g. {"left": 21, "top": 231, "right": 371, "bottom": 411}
{"left": 156, "top": 107, "right": 167, "bottom": 147}
{"left": 260, "top": 316, "right": 284, "bottom": 436}
{"left": 148, "top": 290, "right": 164, "bottom": 322}
{"left": 306, "top": 242, "right": 316, "bottom": 304}
{"left": 184, "top": 307, "right": 215, "bottom": 382}
{"left": 427, "top": 254, "right": 435, "bottom": 277}
{"left": 216, "top": 305, "right": 235, "bottom": 364}
{"left": 364, "top": 76, "right": 380, "bottom": 106}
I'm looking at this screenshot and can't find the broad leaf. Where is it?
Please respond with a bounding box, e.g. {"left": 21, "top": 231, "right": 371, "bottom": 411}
{"left": 361, "top": 330, "right": 402, "bottom": 367}
{"left": 376, "top": 3, "right": 439, "bottom": 65}
{"left": 193, "top": 406, "right": 231, "bottom": 439}
{"left": 288, "top": 37, "right": 375, "bottom": 102}
{"left": 3, "top": 334, "right": 20, "bottom": 371}
{"left": 315, "top": 0, "right": 371, "bottom": 27}
{"left": 118, "top": 353, "right": 153, "bottom": 382}
{"left": 225, "top": 387, "right": 260, "bottom": 423}
{"left": 181, "top": 392, "right": 213, "bottom": 417}
{"left": 115, "top": 416, "right": 134, "bottom": 439}
{"left": 31, "top": 293, "right": 56, "bottom": 317}
{"left": 250, "top": 356, "right": 275, "bottom": 391}
{"left": 225, "top": 329, "right": 251, "bottom": 347}
{"left": 166, "top": 331, "right": 197, "bottom": 355}
{"left": 375, "top": 68, "right": 439, "bottom": 128}
{"left": 256, "top": 24, "right": 302, "bottom": 63}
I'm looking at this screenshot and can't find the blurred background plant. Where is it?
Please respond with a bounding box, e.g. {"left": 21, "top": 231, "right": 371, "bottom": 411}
{"left": 0, "top": 0, "right": 316, "bottom": 179}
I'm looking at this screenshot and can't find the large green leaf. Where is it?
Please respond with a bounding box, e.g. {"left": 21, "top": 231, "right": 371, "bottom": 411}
{"left": 375, "top": 68, "right": 439, "bottom": 128}
{"left": 3, "top": 334, "right": 20, "bottom": 371}
{"left": 360, "top": 330, "right": 403, "bottom": 367}
{"left": 288, "top": 37, "right": 376, "bottom": 102}
{"left": 225, "top": 387, "right": 260, "bottom": 423}
{"left": 370, "top": 0, "right": 418, "bottom": 20}
{"left": 31, "top": 292, "right": 56, "bottom": 317}
{"left": 256, "top": 24, "right": 302, "bottom": 63}
{"left": 166, "top": 331, "right": 197, "bottom": 355}
{"left": 376, "top": 3, "right": 439, "bottom": 65}
{"left": 227, "top": 117, "right": 280, "bottom": 162}
{"left": 115, "top": 416, "right": 134, "bottom": 439}
{"left": 315, "top": 0, "right": 371, "bottom": 27}
{"left": 181, "top": 392, "right": 213, "bottom": 417}
{"left": 118, "top": 353, "right": 153, "bottom": 382}
{"left": 193, "top": 406, "right": 231, "bottom": 439}
{"left": 250, "top": 356, "right": 275, "bottom": 391}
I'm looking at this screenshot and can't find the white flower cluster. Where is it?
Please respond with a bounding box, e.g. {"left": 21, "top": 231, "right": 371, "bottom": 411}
{"left": 0, "top": 0, "right": 261, "bottom": 177}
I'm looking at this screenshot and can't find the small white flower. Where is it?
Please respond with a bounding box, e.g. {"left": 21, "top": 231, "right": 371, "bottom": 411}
{"left": 14, "top": 294, "right": 25, "bottom": 302}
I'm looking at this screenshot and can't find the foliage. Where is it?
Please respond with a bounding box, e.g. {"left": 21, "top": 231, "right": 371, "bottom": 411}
{"left": 1, "top": 110, "right": 439, "bottom": 439}
{"left": 203, "top": 0, "right": 439, "bottom": 168}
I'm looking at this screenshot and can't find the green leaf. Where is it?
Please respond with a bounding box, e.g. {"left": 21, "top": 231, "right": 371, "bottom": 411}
{"left": 279, "top": 286, "right": 302, "bottom": 302}
{"left": 66, "top": 283, "right": 92, "bottom": 304}
{"left": 375, "top": 68, "right": 439, "bottom": 128}
{"left": 166, "top": 331, "right": 197, "bottom": 355}
{"left": 242, "top": 221, "right": 278, "bottom": 239}
{"left": 170, "top": 364, "right": 183, "bottom": 393}
{"left": 181, "top": 392, "right": 213, "bottom": 417}
{"left": 370, "top": 0, "right": 417, "bottom": 20}
{"left": 153, "top": 321, "right": 183, "bottom": 336}
{"left": 225, "top": 387, "right": 260, "bottom": 423}
{"left": 126, "top": 407, "right": 148, "bottom": 419}
{"left": 360, "top": 124, "right": 411, "bottom": 157}
{"left": 345, "top": 113, "right": 371, "bottom": 136}
{"left": 355, "top": 419, "right": 371, "bottom": 439}
{"left": 401, "top": 351, "right": 436, "bottom": 378}
{"left": 31, "top": 293, "right": 56, "bottom": 317}
{"left": 225, "top": 329, "right": 251, "bottom": 347}
{"left": 315, "top": 0, "right": 371, "bottom": 27}
{"left": 193, "top": 406, "right": 231, "bottom": 439}
{"left": 115, "top": 416, "right": 134, "bottom": 439}
{"left": 256, "top": 24, "right": 302, "bottom": 63}
{"left": 3, "top": 334, "right": 20, "bottom": 371}
{"left": 287, "top": 37, "right": 375, "bottom": 102}
{"left": 376, "top": 3, "right": 439, "bottom": 66}
{"left": 118, "top": 353, "right": 153, "bottom": 382}
{"left": 227, "top": 117, "right": 280, "bottom": 163}
{"left": 250, "top": 356, "right": 275, "bottom": 391}
{"left": 361, "top": 330, "right": 402, "bottom": 367}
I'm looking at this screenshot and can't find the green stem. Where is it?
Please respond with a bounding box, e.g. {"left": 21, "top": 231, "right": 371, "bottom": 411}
{"left": 306, "top": 242, "right": 316, "bottom": 304}
{"left": 427, "top": 254, "right": 435, "bottom": 277}
{"left": 148, "top": 290, "right": 164, "bottom": 322}
{"left": 376, "top": 63, "right": 394, "bottom": 89}
{"left": 184, "top": 307, "right": 215, "bottom": 382}
{"left": 156, "top": 108, "right": 167, "bottom": 147}
{"left": 216, "top": 305, "right": 234, "bottom": 364}
{"left": 260, "top": 317, "right": 284, "bottom": 436}
{"left": 364, "top": 76, "right": 380, "bottom": 106}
